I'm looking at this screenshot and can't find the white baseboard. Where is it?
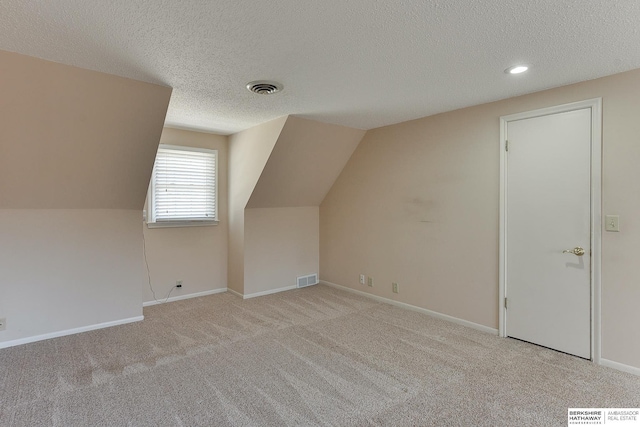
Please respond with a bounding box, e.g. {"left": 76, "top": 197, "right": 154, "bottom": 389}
{"left": 242, "top": 285, "right": 298, "bottom": 299}
{"left": 0, "top": 315, "right": 144, "bottom": 350}
{"left": 600, "top": 358, "right": 640, "bottom": 376}
{"left": 226, "top": 288, "right": 243, "bottom": 298}
{"left": 229, "top": 285, "right": 298, "bottom": 300}
{"left": 320, "top": 280, "right": 498, "bottom": 335}
{"left": 143, "top": 288, "right": 227, "bottom": 307}
{"left": 244, "top": 285, "right": 297, "bottom": 299}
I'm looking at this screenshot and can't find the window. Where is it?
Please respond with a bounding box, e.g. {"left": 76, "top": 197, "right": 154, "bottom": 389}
{"left": 147, "top": 144, "right": 218, "bottom": 228}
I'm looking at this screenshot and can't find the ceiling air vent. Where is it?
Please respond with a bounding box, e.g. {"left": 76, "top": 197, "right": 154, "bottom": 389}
{"left": 246, "top": 80, "right": 283, "bottom": 95}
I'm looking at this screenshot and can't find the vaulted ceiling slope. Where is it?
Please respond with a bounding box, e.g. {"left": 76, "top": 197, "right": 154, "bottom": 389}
{"left": 1, "top": 1, "right": 639, "bottom": 134}
{"left": 0, "top": 50, "right": 172, "bottom": 209}
{"left": 247, "top": 117, "right": 365, "bottom": 208}
{"left": 228, "top": 116, "right": 288, "bottom": 213}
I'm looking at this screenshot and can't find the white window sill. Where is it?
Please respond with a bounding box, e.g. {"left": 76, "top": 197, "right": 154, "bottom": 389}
{"left": 146, "top": 220, "right": 219, "bottom": 229}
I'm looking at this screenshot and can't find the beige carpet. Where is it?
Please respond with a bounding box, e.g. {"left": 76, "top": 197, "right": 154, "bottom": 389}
{"left": 1, "top": 284, "right": 638, "bottom": 426}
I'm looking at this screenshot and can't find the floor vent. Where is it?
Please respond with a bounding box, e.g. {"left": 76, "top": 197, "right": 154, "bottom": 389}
{"left": 297, "top": 273, "right": 319, "bottom": 288}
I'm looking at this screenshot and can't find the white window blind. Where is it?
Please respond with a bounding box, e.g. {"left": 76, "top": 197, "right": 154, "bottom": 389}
{"left": 148, "top": 145, "right": 217, "bottom": 225}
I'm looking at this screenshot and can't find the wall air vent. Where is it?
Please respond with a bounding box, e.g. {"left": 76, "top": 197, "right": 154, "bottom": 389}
{"left": 246, "top": 80, "right": 283, "bottom": 95}
{"left": 297, "top": 273, "right": 319, "bottom": 288}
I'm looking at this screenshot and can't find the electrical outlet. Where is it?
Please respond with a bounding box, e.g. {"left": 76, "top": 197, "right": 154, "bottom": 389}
{"left": 392, "top": 283, "right": 399, "bottom": 293}
{"left": 0, "top": 318, "right": 6, "bottom": 331}
{"left": 176, "top": 280, "right": 183, "bottom": 288}
{"left": 368, "top": 277, "right": 374, "bottom": 287}
{"left": 359, "top": 274, "right": 366, "bottom": 285}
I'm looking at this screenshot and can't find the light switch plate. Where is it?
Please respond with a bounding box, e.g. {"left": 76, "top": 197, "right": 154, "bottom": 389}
{"left": 605, "top": 215, "right": 620, "bottom": 232}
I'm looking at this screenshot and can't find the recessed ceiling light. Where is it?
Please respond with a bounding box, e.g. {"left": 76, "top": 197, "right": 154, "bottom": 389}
{"left": 505, "top": 65, "right": 529, "bottom": 74}
{"left": 246, "top": 80, "right": 283, "bottom": 95}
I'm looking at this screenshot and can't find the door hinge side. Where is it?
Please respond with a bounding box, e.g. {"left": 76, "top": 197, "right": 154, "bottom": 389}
{"left": 504, "top": 297, "right": 508, "bottom": 309}
{"left": 505, "top": 140, "right": 509, "bottom": 152}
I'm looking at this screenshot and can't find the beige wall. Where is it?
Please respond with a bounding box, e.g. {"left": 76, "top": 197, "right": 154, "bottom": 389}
{"left": 229, "top": 116, "right": 364, "bottom": 296}
{"left": 0, "top": 50, "right": 171, "bottom": 209}
{"left": 320, "top": 68, "right": 640, "bottom": 370}
{"left": 0, "top": 51, "right": 170, "bottom": 346}
{"left": 227, "top": 117, "right": 288, "bottom": 293}
{"left": 143, "top": 128, "right": 228, "bottom": 303}
{"left": 247, "top": 116, "right": 365, "bottom": 208}
{"left": 245, "top": 207, "right": 319, "bottom": 295}
{"left": 0, "top": 210, "right": 144, "bottom": 344}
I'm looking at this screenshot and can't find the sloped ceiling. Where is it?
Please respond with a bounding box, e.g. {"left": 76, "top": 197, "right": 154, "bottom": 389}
{"left": 0, "top": 50, "right": 172, "bottom": 209}
{"left": 229, "top": 116, "right": 288, "bottom": 212}
{"left": 246, "top": 116, "right": 365, "bottom": 208}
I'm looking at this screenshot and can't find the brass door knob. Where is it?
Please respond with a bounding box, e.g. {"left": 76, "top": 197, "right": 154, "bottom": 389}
{"left": 563, "top": 247, "right": 585, "bottom": 256}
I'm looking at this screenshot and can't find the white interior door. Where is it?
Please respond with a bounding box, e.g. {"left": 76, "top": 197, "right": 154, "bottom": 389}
{"left": 505, "top": 107, "right": 592, "bottom": 359}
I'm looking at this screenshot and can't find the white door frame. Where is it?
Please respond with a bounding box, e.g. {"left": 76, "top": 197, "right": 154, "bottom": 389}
{"left": 499, "top": 98, "right": 602, "bottom": 363}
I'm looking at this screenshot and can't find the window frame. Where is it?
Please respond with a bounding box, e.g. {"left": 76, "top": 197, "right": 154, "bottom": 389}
{"left": 146, "top": 144, "right": 219, "bottom": 228}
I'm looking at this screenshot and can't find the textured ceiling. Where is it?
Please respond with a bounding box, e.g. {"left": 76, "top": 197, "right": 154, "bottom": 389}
{"left": 2, "top": 1, "right": 639, "bottom": 134}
